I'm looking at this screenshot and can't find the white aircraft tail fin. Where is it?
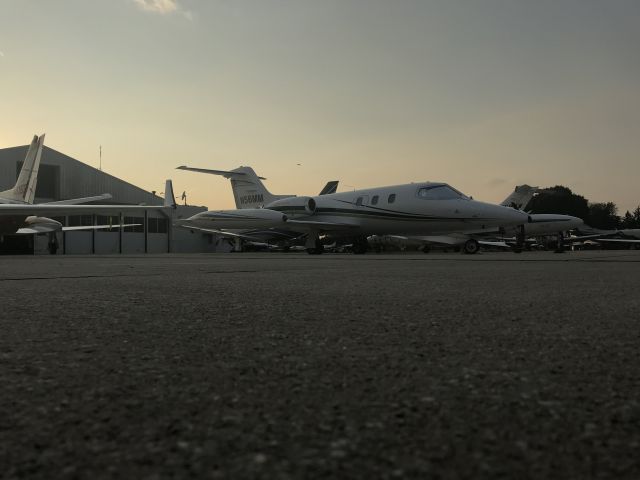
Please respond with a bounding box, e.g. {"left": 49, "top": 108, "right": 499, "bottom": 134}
{"left": 0, "top": 134, "right": 45, "bottom": 203}
{"left": 176, "top": 165, "right": 293, "bottom": 209}
{"left": 164, "top": 179, "right": 177, "bottom": 208}
{"left": 500, "top": 184, "right": 539, "bottom": 210}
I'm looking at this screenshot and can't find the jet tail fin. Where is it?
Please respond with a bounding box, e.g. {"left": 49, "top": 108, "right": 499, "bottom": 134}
{"left": 319, "top": 181, "right": 339, "bottom": 195}
{"left": 0, "top": 134, "right": 45, "bottom": 203}
{"left": 500, "top": 184, "right": 539, "bottom": 210}
{"left": 164, "top": 179, "right": 177, "bottom": 208}
{"left": 177, "top": 165, "right": 293, "bottom": 209}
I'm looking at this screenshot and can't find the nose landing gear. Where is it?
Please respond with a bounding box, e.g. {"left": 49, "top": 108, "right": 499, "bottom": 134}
{"left": 47, "top": 232, "right": 59, "bottom": 255}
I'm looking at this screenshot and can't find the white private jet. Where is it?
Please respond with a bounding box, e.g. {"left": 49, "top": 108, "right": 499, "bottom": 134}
{"left": 175, "top": 165, "right": 337, "bottom": 249}
{"left": 264, "top": 182, "right": 530, "bottom": 254}
{"left": 173, "top": 169, "right": 529, "bottom": 254}
{"left": 367, "top": 185, "right": 587, "bottom": 254}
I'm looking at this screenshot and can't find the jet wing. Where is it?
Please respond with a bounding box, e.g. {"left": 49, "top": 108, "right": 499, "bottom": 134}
{"left": 478, "top": 240, "right": 511, "bottom": 248}
{"left": 594, "top": 238, "right": 640, "bottom": 244}
{"left": 176, "top": 224, "right": 264, "bottom": 241}
{"left": 16, "top": 224, "right": 141, "bottom": 234}
{"left": 42, "top": 194, "right": 113, "bottom": 205}
{"left": 0, "top": 204, "right": 166, "bottom": 215}
{"left": 285, "top": 219, "right": 359, "bottom": 230}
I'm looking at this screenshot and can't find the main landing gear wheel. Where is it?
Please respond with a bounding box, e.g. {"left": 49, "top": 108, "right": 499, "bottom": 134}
{"left": 513, "top": 224, "right": 525, "bottom": 254}
{"left": 422, "top": 244, "right": 431, "bottom": 254}
{"left": 463, "top": 239, "right": 480, "bottom": 255}
{"left": 306, "top": 239, "right": 324, "bottom": 255}
{"left": 351, "top": 236, "right": 369, "bottom": 255}
{"left": 554, "top": 232, "right": 566, "bottom": 253}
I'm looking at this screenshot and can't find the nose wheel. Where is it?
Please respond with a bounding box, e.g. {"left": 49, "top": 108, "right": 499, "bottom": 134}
{"left": 306, "top": 238, "right": 324, "bottom": 255}
{"left": 513, "top": 225, "right": 525, "bottom": 253}
{"left": 554, "top": 231, "right": 565, "bottom": 253}
{"left": 48, "top": 233, "right": 59, "bottom": 255}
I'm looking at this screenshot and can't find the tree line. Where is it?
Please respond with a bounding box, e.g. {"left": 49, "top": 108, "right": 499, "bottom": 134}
{"left": 524, "top": 186, "right": 640, "bottom": 230}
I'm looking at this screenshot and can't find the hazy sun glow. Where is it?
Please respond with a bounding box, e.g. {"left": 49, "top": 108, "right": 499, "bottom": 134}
{"left": 1, "top": 1, "right": 639, "bottom": 212}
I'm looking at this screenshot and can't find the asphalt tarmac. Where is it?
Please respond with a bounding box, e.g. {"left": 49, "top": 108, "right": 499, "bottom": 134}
{"left": 1, "top": 251, "right": 640, "bottom": 479}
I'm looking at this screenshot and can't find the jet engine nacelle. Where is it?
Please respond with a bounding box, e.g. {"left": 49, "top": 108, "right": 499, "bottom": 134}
{"left": 186, "top": 208, "right": 287, "bottom": 230}
{"left": 23, "top": 216, "right": 63, "bottom": 233}
{"left": 265, "top": 196, "right": 317, "bottom": 217}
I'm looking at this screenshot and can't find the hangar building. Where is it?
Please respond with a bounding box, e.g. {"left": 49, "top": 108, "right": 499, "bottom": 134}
{"left": 0, "top": 143, "right": 222, "bottom": 255}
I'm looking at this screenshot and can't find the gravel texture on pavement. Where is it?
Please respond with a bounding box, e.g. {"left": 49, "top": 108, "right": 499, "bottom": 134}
{"left": 1, "top": 251, "right": 639, "bottom": 479}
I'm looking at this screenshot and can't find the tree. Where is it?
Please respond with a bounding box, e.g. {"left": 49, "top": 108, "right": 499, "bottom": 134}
{"left": 527, "top": 185, "right": 590, "bottom": 220}
{"left": 588, "top": 202, "right": 620, "bottom": 230}
{"left": 622, "top": 211, "right": 636, "bottom": 229}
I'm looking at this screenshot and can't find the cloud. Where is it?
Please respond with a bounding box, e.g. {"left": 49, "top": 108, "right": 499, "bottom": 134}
{"left": 133, "top": 0, "right": 178, "bottom": 14}
{"left": 132, "top": 0, "right": 192, "bottom": 19}
{"left": 0, "top": 51, "right": 4, "bottom": 57}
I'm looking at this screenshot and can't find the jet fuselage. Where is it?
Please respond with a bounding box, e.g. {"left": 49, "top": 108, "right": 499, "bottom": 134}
{"left": 268, "top": 182, "right": 529, "bottom": 236}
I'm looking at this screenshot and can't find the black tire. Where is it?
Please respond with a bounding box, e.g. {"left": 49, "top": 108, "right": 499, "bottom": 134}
{"left": 422, "top": 245, "right": 431, "bottom": 254}
{"left": 463, "top": 239, "right": 480, "bottom": 255}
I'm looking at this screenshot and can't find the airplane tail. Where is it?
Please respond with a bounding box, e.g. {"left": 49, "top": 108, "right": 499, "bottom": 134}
{"left": 319, "top": 180, "right": 339, "bottom": 195}
{"left": 0, "top": 134, "right": 45, "bottom": 203}
{"left": 164, "top": 179, "right": 177, "bottom": 208}
{"left": 176, "top": 165, "right": 293, "bottom": 209}
{"left": 500, "top": 184, "right": 539, "bottom": 210}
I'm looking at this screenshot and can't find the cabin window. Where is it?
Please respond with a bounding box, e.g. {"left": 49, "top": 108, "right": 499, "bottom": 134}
{"left": 371, "top": 195, "right": 379, "bottom": 205}
{"left": 388, "top": 194, "right": 396, "bottom": 203}
{"left": 417, "top": 185, "right": 467, "bottom": 200}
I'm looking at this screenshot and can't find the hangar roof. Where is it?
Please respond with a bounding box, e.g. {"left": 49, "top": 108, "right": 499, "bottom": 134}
{"left": 0, "top": 145, "right": 163, "bottom": 205}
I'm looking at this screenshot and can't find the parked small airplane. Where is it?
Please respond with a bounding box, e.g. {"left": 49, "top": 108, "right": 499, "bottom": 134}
{"left": 174, "top": 171, "right": 530, "bottom": 254}
{"left": 1, "top": 134, "right": 112, "bottom": 206}
{"left": 367, "top": 185, "right": 587, "bottom": 254}
{"left": 1, "top": 137, "right": 176, "bottom": 253}
{"left": 571, "top": 227, "right": 640, "bottom": 249}
{"left": 265, "top": 182, "right": 530, "bottom": 254}
{"left": 175, "top": 165, "right": 337, "bottom": 248}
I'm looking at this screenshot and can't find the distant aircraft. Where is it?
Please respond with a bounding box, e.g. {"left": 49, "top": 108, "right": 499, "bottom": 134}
{"left": 500, "top": 184, "right": 539, "bottom": 210}
{"left": 571, "top": 227, "right": 640, "bottom": 249}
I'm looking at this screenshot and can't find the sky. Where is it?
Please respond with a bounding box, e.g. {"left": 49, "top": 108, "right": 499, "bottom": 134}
{"left": 1, "top": 0, "right": 639, "bottom": 212}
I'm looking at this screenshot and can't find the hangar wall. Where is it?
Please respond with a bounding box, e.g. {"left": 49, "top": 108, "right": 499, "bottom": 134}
{"left": 0, "top": 143, "right": 220, "bottom": 254}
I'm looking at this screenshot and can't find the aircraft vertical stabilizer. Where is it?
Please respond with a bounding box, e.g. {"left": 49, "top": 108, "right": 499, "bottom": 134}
{"left": 164, "top": 179, "right": 177, "bottom": 208}
{"left": 0, "top": 134, "right": 45, "bottom": 203}
{"left": 176, "top": 165, "right": 294, "bottom": 209}
{"left": 500, "top": 184, "right": 539, "bottom": 210}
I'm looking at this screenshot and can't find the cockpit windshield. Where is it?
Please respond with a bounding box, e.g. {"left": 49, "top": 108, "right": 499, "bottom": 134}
{"left": 417, "top": 184, "right": 469, "bottom": 200}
